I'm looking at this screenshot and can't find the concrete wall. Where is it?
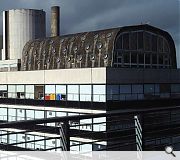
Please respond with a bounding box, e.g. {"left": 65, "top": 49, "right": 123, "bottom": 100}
{"left": 3, "top": 9, "right": 46, "bottom": 60}
{"left": 0, "top": 68, "right": 106, "bottom": 84}
{"left": 0, "top": 67, "right": 180, "bottom": 85}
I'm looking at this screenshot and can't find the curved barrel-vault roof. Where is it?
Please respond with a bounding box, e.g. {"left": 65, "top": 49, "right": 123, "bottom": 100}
{"left": 21, "top": 24, "right": 177, "bottom": 71}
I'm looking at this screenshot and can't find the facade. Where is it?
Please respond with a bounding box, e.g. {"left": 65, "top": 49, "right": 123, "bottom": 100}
{"left": 2, "top": 9, "right": 46, "bottom": 60}
{"left": 0, "top": 24, "right": 180, "bottom": 152}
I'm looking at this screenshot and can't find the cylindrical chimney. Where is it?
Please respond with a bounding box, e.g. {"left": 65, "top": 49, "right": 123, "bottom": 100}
{"left": 51, "top": 6, "right": 60, "bottom": 37}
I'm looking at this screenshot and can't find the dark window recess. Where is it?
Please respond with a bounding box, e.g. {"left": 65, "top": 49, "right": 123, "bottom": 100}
{"left": 123, "top": 54, "right": 130, "bottom": 63}
{"left": 152, "top": 54, "right": 157, "bottom": 64}
{"left": 130, "top": 32, "right": 137, "bottom": 50}
{"left": 164, "top": 39, "right": 169, "bottom": 53}
{"left": 158, "top": 55, "right": 163, "bottom": 65}
{"left": 160, "top": 84, "right": 171, "bottom": 93}
{"left": 138, "top": 32, "right": 144, "bottom": 49}
{"left": 34, "top": 85, "right": 44, "bottom": 100}
{"left": 144, "top": 32, "right": 151, "bottom": 51}
{"left": 123, "top": 33, "right": 129, "bottom": 49}
{"left": 164, "top": 55, "right": 169, "bottom": 65}
{"left": 116, "top": 35, "right": 122, "bottom": 49}
{"left": 152, "top": 35, "right": 157, "bottom": 52}
{"left": 131, "top": 53, "right": 137, "bottom": 63}
{"left": 145, "top": 54, "right": 151, "bottom": 64}
{"left": 118, "top": 58, "right": 122, "bottom": 63}
{"left": 116, "top": 35, "right": 123, "bottom": 49}
{"left": 158, "top": 37, "right": 163, "bottom": 52}
{"left": 138, "top": 54, "right": 144, "bottom": 64}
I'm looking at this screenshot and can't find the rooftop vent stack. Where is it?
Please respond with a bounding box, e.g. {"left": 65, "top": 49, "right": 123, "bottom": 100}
{"left": 51, "top": 6, "right": 60, "bottom": 37}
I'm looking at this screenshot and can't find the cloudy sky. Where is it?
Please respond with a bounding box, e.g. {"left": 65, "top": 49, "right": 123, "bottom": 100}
{"left": 0, "top": 0, "right": 179, "bottom": 67}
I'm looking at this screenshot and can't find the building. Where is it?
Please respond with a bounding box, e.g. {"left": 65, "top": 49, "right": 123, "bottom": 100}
{"left": 0, "top": 6, "right": 180, "bottom": 153}
{"left": 2, "top": 9, "right": 46, "bottom": 60}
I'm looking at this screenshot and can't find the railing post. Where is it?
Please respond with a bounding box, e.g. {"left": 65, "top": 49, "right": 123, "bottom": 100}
{"left": 58, "top": 121, "right": 70, "bottom": 151}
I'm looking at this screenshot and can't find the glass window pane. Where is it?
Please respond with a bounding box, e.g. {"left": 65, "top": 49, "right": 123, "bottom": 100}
{"left": 26, "top": 110, "right": 35, "bottom": 120}
{"left": 107, "top": 85, "right": 119, "bottom": 100}
{"left": 160, "top": 84, "right": 170, "bottom": 93}
{"left": 35, "top": 110, "right": 44, "bottom": 119}
{"left": 120, "top": 85, "right": 131, "bottom": 94}
{"left": 80, "top": 85, "right": 91, "bottom": 101}
{"left": 8, "top": 108, "right": 16, "bottom": 121}
{"left": 131, "top": 52, "right": 137, "bottom": 64}
{"left": 171, "top": 84, "right": 180, "bottom": 93}
{"left": 138, "top": 54, "right": 144, "bottom": 64}
{"left": 56, "top": 85, "right": 66, "bottom": 100}
{"left": 152, "top": 35, "right": 157, "bottom": 52}
{"left": 67, "top": 85, "right": 79, "bottom": 101}
{"left": 8, "top": 85, "right": 16, "bottom": 98}
{"left": 130, "top": 32, "right": 137, "bottom": 50}
{"left": 144, "top": 84, "right": 154, "bottom": 93}
{"left": 123, "top": 33, "right": 129, "bottom": 49}
{"left": 0, "top": 108, "right": 7, "bottom": 121}
{"left": 0, "top": 85, "right": 7, "bottom": 91}
{"left": 17, "top": 109, "right": 25, "bottom": 121}
{"left": 138, "top": 32, "right": 144, "bottom": 49}
{"left": 132, "top": 85, "right": 143, "bottom": 93}
{"left": 0, "top": 85, "right": 7, "bottom": 98}
{"left": 93, "top": 85, "right": 106, "bottom": 102}
{"left": 26, "top": 85, "right": 34, "bottom": 99}
{"left": 34, "top": 85, "right": 44, "bottom": 100}
{"left": 45, "top": 85, "right": 55, "bottom": 94}
{"left": 144, "top": 32, "right": 152, "bottom": 51}
{"left": 16, "top": 85, "right": 24, "bottom": 92}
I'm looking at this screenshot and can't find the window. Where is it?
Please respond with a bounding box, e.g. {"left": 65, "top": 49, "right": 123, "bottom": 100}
{"left": 138, "top": 54, "right": 144, "bottom": 64}
{"left": 152, "top": 35, "right": 157, "bottom": 52}
{"left": 34, "top": 85, "right": 44, "bottom": 100}
{"left": 56, "top": 85, "right": 66, "bottom": 100}
{"left": 116, "top": 35, "right": 122, "bottom": 49}
{"left": 158, "top": 37, "right": 163, "bottom": 52}
{"left": 107, "top": 85, "right": 119, "bottom": 100}
{"left": 152, "top": 54, "right": 157, "bottom": 64}
{"left": 160, "top": 84, "right": 170, "bottom": 93}
{"left": 16, "top": 85, "right": 25, "bottom": 99}
{"left": 144, "top": 84, "right": 154, "bottom": 94}
{"left": 130, "top": 32, "right": 137, "bottom": 50}
{"left": 145, "top": 54, "right": 151, "bottom": 64}
{"left": 0, "top": 108, "right": 7, "bottom": 121}
{"left": 8, "top": 108, "right": 16, "bottom": 121}
{"left": 171, "top": 84, "right": 180, "bottom": 93}
{"left": 132, "top": 85, "right": 143, "bottom": 93}
{"left": 67, "top": 85, "right": 79, "bottom": 101}
{"left": 123, "top": 53, "right": 130, "bottom": 64}
{"left": 144, "top": 32, "right": 152, "bottom": 51}
{"left": 123, "top": 33, "right": 129, "bottom": 49}
{"left": 131, "top": 52, "right": 137, "bottom": 64}
{"left": 80, "top": 85, "right": 91, "bottom": 101}
{"left": 26, "top": 110, "right": 35, "bottom": 120}
{"left": 35, "top": 110, "right": 44, "bottom": 119}
{"left": 17, "top": 109, "right": 25, "bottom": 121}
{"left": 120, "top": 85, "right": 131, "bottom": 94}
{"left": 8, "top": 85, "right": 16, "bottom": 98}
{"left": 158, "top": 55, "right": 163, "bottom": 65}
{"left": 93, "top": 85, "right": 106, "bottom": 102}
{"left": 45, "top": 85, "right": 55, "bottom": 100}
{"left": 25, "top": 85, "right": 34, "bottom": 99}
{"left": 138, "top": 32, "right": 143, "bottom": 49}
{"left": 0, "top": 85, "right": 7, "bottom": 98}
